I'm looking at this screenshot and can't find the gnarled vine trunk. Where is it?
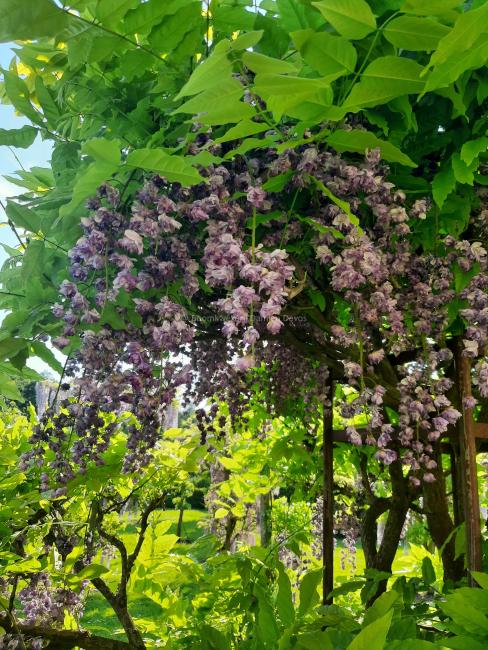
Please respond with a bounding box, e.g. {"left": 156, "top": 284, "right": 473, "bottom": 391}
{"left": 422, "top": 445, "right": 464, "bottom": 583}
{"left": 361, "top": 456, "right": 415, "bottom": 605}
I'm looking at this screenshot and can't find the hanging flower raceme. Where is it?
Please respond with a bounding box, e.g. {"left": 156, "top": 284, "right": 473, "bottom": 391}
{"left": 24, "top": 134, "right": 488, "bottom": 485}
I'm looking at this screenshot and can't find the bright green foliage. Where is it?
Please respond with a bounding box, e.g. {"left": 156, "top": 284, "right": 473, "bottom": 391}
{"left": 0, "top": 0, "right": 68, "bottom": 42}
{"left": 0, "top": 0, "right": 487, "bottom": 384}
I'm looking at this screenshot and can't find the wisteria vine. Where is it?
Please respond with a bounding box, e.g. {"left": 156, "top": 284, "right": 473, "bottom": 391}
{"left": 22, "top": 134, "right": 488, "bottom": 488}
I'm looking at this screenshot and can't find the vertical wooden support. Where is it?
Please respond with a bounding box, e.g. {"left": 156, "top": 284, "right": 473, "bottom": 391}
{"left": 449, "top": 446, "right": 462, "bottom": 528}
{"left": 455, "top": 342, "right": 482, "bottom": 582}
{"left": 322, "top": 376, "right": 334, "bottom": 605}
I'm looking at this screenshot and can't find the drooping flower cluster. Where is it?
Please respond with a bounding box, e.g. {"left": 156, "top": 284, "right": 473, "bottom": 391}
{"left": 19, "top": 573, "right": 83, "bottom": 626}
{"left": 25, "top": 131, "right": 488, "bottom": 483}
{"left": 256, "top": 143, "right": 486, "bottom": 478}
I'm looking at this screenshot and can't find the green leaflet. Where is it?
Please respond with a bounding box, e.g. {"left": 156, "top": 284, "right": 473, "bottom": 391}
{"left": 176, "top": 40, "right": 232, "bottom": 99}
{"left": 21, "top": 240, "right": 46, "bottom": 284}
{"left": 343, "top": 56, "right": 425, "bottom": 111}
{"left": 124, "top": 0, "right": 170, "bottom": 33}
{"left": 224, "top": 135, "right": 280, "bottom": 159}
{"left": 362, "top": 590, "right": 398, "bottom": 627}
{"left": 3, "top": 557, "right": 41, "bottom": 573}
{"left": 200, "top": 625, "right": 230, "bottom": 650}
{"left": 471, "top": 572, "right": 488, "bottom": 590}
{"left": 262, "top": 171, "right": 294, "bottom": 192}
{"left": 60, "top": 161, "right": 119, "bottom": 217}
{"left": 197, "top": 103, "right": 255, "bottom": 126}
{"left": 326, "top": 129, "right": 416, "bottom": 167}
{"left": 424, "top": 33, "right": 488, "bottom": 92}
{"left": 148, "top": 3, "right": 202, "bottom": 54}
{"left": 213, "top": 3, "right": 256, "bottom": 32}
{"left": 82, "top": 138, "right": 122, "bottom": 166}
{"left": 253, "top": 74, "right": 333, "bottom": 119}
{"left": 67, "top": 563, "right": 109, "bottom": 585}
{"left": 296, "top": 630, "right": 334, "bottom": 649}
{"left": 215, "top": 120, "right": 269, "bottom": 144}
{"left": 175, "top": 77, "right": 254, "bottom": 125}
{"left": 401, "top": 0, "right": 463, "bottom": 15}
{"left": 432, "top": 165, "right": 456, "bottom": 208}
{"left": 439, "top": 587, "right": 488, "bottom": 634}
{"left": 5, "top": 168, "right": 54, "bottom": 193}
{"left": 277, "top": 0, "right": 325, "bottom": 32}
{"left": 1, "top": 69, "right": 44, "bottom": 126}
{"left": 347, "top": 610, "right": 393, "bottom": 650}
{"left": 175, "top": 78, "right": 243, "bottom": 114}
{"left": 0, "top": 338, "right": 28, "bottom": 363}
{"left": 30, "top": 340, "right": 63, "bottom": 375}
{"left": 383, "top": 16, "right": 450, "bottom": 51}
{"left": 292, "top": 30, "right": 357, "bottom": 77}
{"left": 34, "top": 76, "right": 61, "bottom": 129}
{"left": 0, "top": 0, "right": 68, "bottom": 42}
{"left": 451, "top": 153, "right": 475, "bottom": 185}
{"left": 0, "top": 126, "right": 37, "bottom": 149}
{"left": 298, "top": 567, "right": 322, "bottom": 616}
{"left": 0, "top": 375, "right": 23, "bottom": 401}
{"left": 255, "top": 583, "right": 280, "bottom": 644}
{"left": 427, "top": 1, "right": 488, "bottom": 68}
{"left": 254, "top": 73, "right": 332, "bottom": 96}
{"left": 242, "top": 51, "right": 298, "bottom": 75}
{"left": 255, "top": 13, "right": 290, "bottom": 58}
{"left": 387, "top": 641, "right": 438, "bottom": 650}
{"left": 5, "top": 201, "right": 41, "bottom": 234}
{"left": 312, "top": 0, "right": 376, "bottom": 40}
{"left": 229, "top": 31, "right": 264, "bottom": 51}
{"left": 310, "top": 176, "right": 361, "bottom": 228}
{"left": 126, "top": 149, "right": 204, "bottom": 186}
{"left": 1, "top": 311, "right": 31, "bottom": 336}
{"left": 95, "top": 0, "right": 139, "bottom": 29}
{"left": 124, "top": 0, "right": 191, "bottom": 33}
{"left": 460, "top": 137, "right": 488, "bottom": 166}
{"left": 276, "top": 563, "right": 295, "bottom": 626}
{"left": 421, "top": 556, "right": 436, "bottom": 585}
{"left": 440, "top": 195, "right": 471, "bottom": 237}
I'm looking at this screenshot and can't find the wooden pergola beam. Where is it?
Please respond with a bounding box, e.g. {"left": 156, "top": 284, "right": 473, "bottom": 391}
{"left": 473, "top": 422, "right": 488, "bottom": 440}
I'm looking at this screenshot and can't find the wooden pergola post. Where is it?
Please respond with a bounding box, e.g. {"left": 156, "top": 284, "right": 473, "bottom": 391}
{"left": 455, "top": 342, "right": 482, "bottom": 583}
{"left": 322, "top": 376, "right": 334, "bottom": 605}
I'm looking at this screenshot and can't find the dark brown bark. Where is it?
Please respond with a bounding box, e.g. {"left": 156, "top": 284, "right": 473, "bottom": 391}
{"left": 454, "top": 342, "right": 483, "bottom": 581}
{"left": 0, "top": 616, "right": 130, "bottom": 650}
{"left": 222, "top": 513, "right": 237, "bottom": 551}
{"left": 91, "top": 577, "right": 145, "bottom": 650}
{"left": 422, "top": 446, "right": 464, "bottom": 583}
{"left": 450, "top": 445, "right": 463, "bottom": 527}
{"left": 360, "top": 496, "right": 391, "bottom": 570}
{"left": 360, "top": 457, "right": 416, "bottom": 605}
{"left": 89, "top": 496, "right": 165, "bottom": 649}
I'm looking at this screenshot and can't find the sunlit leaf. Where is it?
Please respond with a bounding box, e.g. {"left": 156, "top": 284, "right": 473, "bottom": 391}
{"left": 312, "top": 0, "right": 376, "bottom": 40}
